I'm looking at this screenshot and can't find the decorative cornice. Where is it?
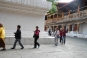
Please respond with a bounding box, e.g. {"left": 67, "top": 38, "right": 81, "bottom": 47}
{"left": 0, "top": 0, "right": 52, "bottom": 14}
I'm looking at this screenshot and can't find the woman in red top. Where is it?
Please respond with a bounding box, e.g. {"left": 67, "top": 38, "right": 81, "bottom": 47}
{"left": 33, "top": 26, "right": 40, "bottom": 48}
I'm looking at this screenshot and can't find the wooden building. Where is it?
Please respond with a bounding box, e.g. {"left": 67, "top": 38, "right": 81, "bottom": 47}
{"left": 45, "top": 0, "right": 87, "bottom": 38}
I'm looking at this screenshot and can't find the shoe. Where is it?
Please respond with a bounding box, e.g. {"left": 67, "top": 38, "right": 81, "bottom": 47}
{"left": 64, "top": 43, "right": 65, "bottom": 45}
{"left": 56, "top": 44, "right": 58, "bottom": 46}
{"left": 55, "top": 44, "right": 57, "bottom": 46}
{"left": 11, "top": 48, "right": 15, "bottom": 49}
{"left": 55, "top": 44, "right": 58, "bottom": 46}
{"left": 21, "top": 47, "right": 24, "bottom": 49}
{"left": 38, "top": 45, "right": 40, "bottom": 48}
{"left": 1, "top": 49, "right": 6, "bottom": 51}
{"left": 33, "top": 47, "right": 36, "bottom": 49}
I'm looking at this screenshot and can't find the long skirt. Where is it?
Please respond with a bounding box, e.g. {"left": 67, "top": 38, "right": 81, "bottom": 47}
{"left": 0, "top": 38, "right": 5, "bottom": 48}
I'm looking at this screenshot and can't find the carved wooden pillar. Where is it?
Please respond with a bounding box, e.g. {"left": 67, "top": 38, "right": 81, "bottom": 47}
{"left": 57, "top": 25, "right": 59, "bottom": 29}
{"left": 47, "top": 16, "right": 48, "bottom": 20}
{"left": 68, "top": 24, "right": 70, "bottom": 33}
{"left": 77, "top": 23, "right": 80, "bottom": 34}
{"left": 86, "top": 10, "right": 87, "bottom": 16}
{"left": 45, "top": 26, "right": 47, "bottom": 31}
{"left": 52, "top": 25, "right": 54, "bottom": 32}
{"left": 46, "top": 16, "right": 48, "bottom": 23}
{"left": 53, "top": 14, "right": 54, "bottom": 19}
{"left": 47, "top": 16, "right": 49, "bottom": 20}
{"left": 57, "top": 13, "right": 58, "bottom": 19}
{"left": 62, "top": 12, "right": 64, "bottom": 19}
{"left": 78, "top": 6, "right": 80, "bottom": 13}
{"left": 68, "top": 10, "right": 70, "bottom": 19}
{"left": 78, "top": 6, "right": 80, "bottom": 17}
{"left": 72, "top": 24, "right": 74, "bottom": 31}
{"left": 46, "top": 26, "right": 48, "bottom": 31}
{"left": 56, "top": 13, "right": 58, "bottom": 22}
{"left": 48, "top": 26, "right": 49, "bottom": 29}
{"left": 61, "top": 24, "right": 64, "bottom": 28}
{"left": 52, "top": 15, "right": 54, "bottom": 22}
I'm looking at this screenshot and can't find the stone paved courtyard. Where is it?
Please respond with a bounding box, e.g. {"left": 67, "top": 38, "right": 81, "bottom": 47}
{"left": 0, "top": 37, "right": 87, "bottom": 58}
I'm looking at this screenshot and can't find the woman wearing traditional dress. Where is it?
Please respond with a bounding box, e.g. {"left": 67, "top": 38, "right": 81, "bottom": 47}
{"left": 0, "top": 23, "right": 6, "bottom": 51}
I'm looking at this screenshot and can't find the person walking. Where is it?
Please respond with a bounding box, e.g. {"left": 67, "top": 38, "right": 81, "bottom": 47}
{"left": 33, "top": 26, "right": 40, "bottom": 48}
{"left": 11, "top": 25, "right": 24, "bottom": 49}
{"left": 54, "top": 27, "right": 59, "bottom": 46}
{"left": 59, "top": 28, "right": 63, "bottom": 44}
{"left": 48, "top": 29, "right": 51, "bottom": 36}
{"left": 0, "top": 23, "right": 6, "bottom": 51}
{"left": 62, "top": 28, "right": 67, "bottom": 44}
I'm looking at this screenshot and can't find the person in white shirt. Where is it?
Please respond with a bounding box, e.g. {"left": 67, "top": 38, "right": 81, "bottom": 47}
{"left": 54, "top": 27, "right": 59, "bottom": 46}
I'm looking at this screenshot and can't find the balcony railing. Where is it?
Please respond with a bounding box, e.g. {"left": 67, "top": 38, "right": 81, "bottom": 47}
{"left": 45, "top": 19, "right": 53, "bottom": 24}
{"left": 46, "top": 6, "right": 87, "bottom": 24}
{"left": 1, "top": 0, "right": 51, "bottom": 10}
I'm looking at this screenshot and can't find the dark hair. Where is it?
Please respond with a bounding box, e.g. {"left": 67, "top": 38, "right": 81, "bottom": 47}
{"left": 36, "top": 26, "right": 39, "bottom": 28}
{"left": 17, "top": 25, "right": 21, "bottom": 29}
{"left": 0, "top": 23, "right": 3, "bottom": 27}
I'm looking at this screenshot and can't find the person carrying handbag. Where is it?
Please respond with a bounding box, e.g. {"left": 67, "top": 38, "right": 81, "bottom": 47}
{"left": 33, "top": 26, "right": 40, "bottom": 48}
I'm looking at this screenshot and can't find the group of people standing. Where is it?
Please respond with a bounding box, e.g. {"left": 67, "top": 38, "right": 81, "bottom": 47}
{"left": 54, "top": 27, "right": 67, "bottom": 46}
{"left": 0, "top": 23, "right": 40, "bottom": 51}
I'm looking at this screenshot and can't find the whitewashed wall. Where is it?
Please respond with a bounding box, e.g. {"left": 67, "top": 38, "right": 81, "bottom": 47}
{"left": 0, "top": 0, "right": 54, "bottom": 45}
{"left": 79, "top": 23, "right": 87, "bottom": 35}
{"left": 0, "top": 0, "right": 52, "bottom": 38}
{"left": 0, "top": 9, "right": 45, "bottom": 31}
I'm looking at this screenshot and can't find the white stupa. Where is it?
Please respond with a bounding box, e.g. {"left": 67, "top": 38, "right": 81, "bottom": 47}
{"left": 0, "top": 0, "right": 52, "bottom": 38}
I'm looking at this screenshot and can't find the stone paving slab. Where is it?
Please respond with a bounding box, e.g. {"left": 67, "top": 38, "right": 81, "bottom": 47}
{"left": 0, "top": 37, "right": 87, "bottom": 58}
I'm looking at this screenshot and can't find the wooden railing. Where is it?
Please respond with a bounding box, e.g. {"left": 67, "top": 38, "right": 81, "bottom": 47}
{"left": 46, "top": 6, "right": 87, "bottom": 24}
{"left": 45, "top": 19, "right": 53, "bottom": 24}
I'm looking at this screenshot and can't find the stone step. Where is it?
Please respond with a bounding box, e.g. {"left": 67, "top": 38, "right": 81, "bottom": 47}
{"left": 5, "top": 37, "right": 54, "bottom": 45}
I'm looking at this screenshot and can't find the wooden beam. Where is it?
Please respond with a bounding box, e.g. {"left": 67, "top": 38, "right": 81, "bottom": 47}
{"left": 62, "top": 12, "right": 64, "bottom": 18}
